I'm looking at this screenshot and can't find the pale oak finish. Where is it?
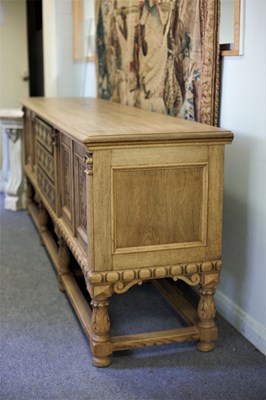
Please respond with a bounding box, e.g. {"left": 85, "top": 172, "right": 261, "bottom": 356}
{"left": 21, "top": 98, "right": 233, "bottom": 146}
{"left": 21, "top": 98, "right": 233, "bottom": 367}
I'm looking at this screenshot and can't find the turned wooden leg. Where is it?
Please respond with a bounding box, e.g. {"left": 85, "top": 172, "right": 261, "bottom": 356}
{"left": 197, "top": 284, "right": 218, "bottom": 352}
{"left": 38, "top": 201, "right": 48, "bottom": 245}
{"left": 57, "top": 238, "right": 71, "bottom": 292}
{"left": 90, "top": 298, "right": 112, "bottom": 367}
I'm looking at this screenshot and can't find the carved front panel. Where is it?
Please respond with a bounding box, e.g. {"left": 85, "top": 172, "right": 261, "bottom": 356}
{"left": 60, "top": 135, "right": 74, "bottom": 231}
{"left": 62, "top": 144, "right": 71, "bottom": 211}
{"left": 36, "top": 142, "right": 55, "bottom": 182}
{"left": 35, "top": 117, "right": 54, "bottom": 153}
{"left": 79, "top": 160, "right": 87, "bottom": 230}
{"left": 74, "top": 144, "right": 88, "bottom": 251}
{"left": 76, "top": 156, "right": 87, "bottom": 230}
{"left": 37, "top": 167, "right": 56, "bottom": 210}
{"left": 112, "top": 164, "right": 208, "bottom": 254}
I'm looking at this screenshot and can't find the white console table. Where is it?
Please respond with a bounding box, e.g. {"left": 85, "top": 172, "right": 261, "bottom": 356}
{"left": 0, "top": 109, "right": 25, "bottom": 210}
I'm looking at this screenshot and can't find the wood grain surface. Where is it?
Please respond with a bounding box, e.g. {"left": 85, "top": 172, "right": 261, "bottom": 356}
{"left": 20, "top": 98, "right": 233, "bottom": 146}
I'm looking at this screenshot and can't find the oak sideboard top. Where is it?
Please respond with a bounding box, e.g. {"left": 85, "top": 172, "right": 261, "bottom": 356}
{"left": 21, "top": 97, "right": 233, "bottom": 147}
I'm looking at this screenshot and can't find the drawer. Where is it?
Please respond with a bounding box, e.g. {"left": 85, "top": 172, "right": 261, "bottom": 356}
{"left": 37, "top": 167, "right": 56, "bottom": 211}
{"left": 36, "top": 141, "right": 55, "bottom": 183}
{"left": 35, "top": 117, "right": 54, "bottom": 154}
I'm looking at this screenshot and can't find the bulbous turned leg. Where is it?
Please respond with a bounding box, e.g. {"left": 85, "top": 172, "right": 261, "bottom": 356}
{"left": 90, "top": 298, "right": 112, "bottom": 367}
{"left": 57, "top": 237, "right": 71, "bottom": 292}
{"left": 197, "top": 285, "right": 218, "bottom": 352}
{"left": 38, "top": 201, "right": 48, "bottom": 246}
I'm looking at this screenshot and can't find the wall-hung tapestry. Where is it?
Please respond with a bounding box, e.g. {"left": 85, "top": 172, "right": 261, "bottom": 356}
{"left": 96, "top": 0, "right": 220, "bottom": 126}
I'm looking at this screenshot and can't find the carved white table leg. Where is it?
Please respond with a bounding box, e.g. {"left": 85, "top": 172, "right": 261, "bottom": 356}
{"left": 0, "top": 109, "right": 25, "bottom": 211}
{"left": 5, "top": 126, "right": 24, "bottom": 210}
{"left": 0, "top": 122, "right": 9, "bottom": 192}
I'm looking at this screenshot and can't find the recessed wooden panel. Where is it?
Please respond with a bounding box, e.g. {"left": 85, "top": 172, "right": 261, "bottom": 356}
{"left": 112, "top": 164, "right": 208, "bottom": 253}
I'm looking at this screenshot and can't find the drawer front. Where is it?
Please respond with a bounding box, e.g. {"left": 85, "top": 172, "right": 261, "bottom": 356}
{"left": 35, "top": 117, "right": 54, "bottom": 154}
{"left": 36, "top": 141, "right": 55, "bottom": 183}
{"left": 37, "top": 167, "right": 56, "bottom": 211}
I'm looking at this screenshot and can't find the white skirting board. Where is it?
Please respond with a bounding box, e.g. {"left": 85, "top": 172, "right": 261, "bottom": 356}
{"left": 215, "top": 289, "right": 266, "bottom": 355}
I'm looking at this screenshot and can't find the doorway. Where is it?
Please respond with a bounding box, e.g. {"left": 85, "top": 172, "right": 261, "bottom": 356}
{"left": 26, "top": 0, "right": 44, "bottom": 97}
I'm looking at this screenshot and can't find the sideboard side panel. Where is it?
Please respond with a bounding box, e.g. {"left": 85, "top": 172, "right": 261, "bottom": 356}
{"left": 109, "top": 144, "right": 223, "bottom": 270}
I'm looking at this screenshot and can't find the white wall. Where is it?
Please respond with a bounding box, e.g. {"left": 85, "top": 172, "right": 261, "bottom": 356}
{"left": 41, "top": 0, "right": 97, "bottom": 97}
{"left": 43, "top": 0, "right": 58, "bottom": 97}
{"left": 219, "top": 0, "right": 266, "bottom": 354}
{"left": 55, "top": 0, "right": 96, "bottom": 97}
{"left": 0, "top": 0, "right": 28, "bottom": 108}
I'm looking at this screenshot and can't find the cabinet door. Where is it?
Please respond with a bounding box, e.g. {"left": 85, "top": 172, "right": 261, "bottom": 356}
{"left": 59, "top": 134, "right": 75, "bottom": 232}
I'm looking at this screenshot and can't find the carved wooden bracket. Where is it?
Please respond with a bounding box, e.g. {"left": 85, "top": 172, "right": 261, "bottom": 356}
{"left": 173, "top": 273, "right": 200, "bottom": 286}
{"left": 114, "top": 280, "right": 143, "bottom": 294}
{"left": 83, "top": 153, "right": 93, "bottom": 175}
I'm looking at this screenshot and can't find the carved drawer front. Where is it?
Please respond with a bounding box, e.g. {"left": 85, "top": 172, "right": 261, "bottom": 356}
{"left": 37, "top": 166, "right": 56, "bottom": 211}
{"left": 36, "top": 141, "right": 55, "bottom": 183}
{"left": 35, "top": 117, "right": 54, "bottom": 154}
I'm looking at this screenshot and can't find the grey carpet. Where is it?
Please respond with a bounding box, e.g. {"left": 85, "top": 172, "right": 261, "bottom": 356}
{"left": 0, "top": 194, "right": 265, "bottom": 400}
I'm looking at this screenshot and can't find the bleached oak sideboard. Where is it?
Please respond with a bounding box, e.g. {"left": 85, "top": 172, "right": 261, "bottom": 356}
{"left": 21, "top": 97, "right": 233, "bottom": 367}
